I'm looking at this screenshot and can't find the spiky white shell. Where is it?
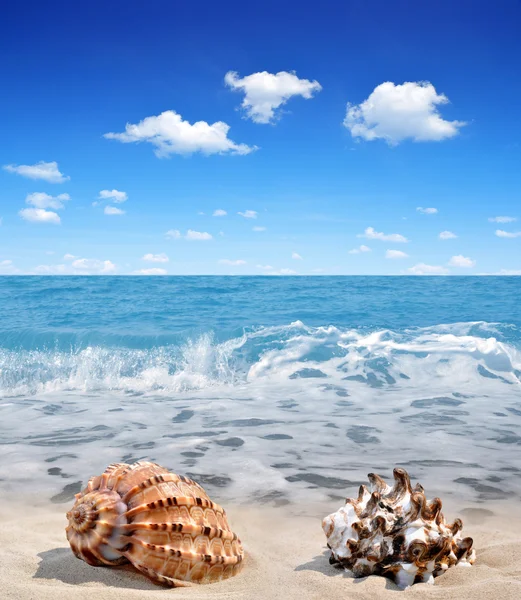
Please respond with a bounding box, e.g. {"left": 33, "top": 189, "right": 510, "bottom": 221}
{"left": 322, "top": 468, "right": 475, "bottom": 589}
{"left": 66, "top": 462, "right": 244, "bottom": 586}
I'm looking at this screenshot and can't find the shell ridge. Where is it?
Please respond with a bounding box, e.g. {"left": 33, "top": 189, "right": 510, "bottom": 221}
{"left": 66, "top": 462, "right": 243, "bottom": 586}
{"left": 322, "top": 468, "right": 475, "bottom": 589}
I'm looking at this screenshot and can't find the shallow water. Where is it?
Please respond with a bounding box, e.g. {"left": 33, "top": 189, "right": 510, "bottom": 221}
{"left": 0, "top": 276, "right": 520, "bottom": 508}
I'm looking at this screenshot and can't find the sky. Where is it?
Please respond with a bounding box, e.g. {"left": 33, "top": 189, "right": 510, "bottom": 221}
{"left": 1, "top": 0, "right": 520, "bottom": 275}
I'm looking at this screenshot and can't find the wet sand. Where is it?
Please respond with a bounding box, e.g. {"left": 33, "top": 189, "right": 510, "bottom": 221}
{"left": 2, "top": 500, "right": 521, "bottom": 600}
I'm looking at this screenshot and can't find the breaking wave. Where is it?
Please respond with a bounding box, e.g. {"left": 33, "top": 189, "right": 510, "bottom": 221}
{"left": 1, "top": 321, "right": 520, "bottom": 396}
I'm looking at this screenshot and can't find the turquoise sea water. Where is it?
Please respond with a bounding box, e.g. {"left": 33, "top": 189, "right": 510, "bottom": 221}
{"left": 1, "top": 276, "right": 520, "bottom": 508}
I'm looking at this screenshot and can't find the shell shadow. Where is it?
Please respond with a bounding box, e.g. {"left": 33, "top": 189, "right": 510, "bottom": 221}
{"left": 294, "top": 550, "right": 344, "bottom": 577}
{"left": 34, "top": 547, "right": 163, "bottom": 590}
{"left": 295, "top": 550, "right": 401, "bottom": 592}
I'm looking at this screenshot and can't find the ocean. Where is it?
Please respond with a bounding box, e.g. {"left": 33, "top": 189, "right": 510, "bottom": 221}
{"left": 1, "top": 276, "right": 520, "bottom": 510}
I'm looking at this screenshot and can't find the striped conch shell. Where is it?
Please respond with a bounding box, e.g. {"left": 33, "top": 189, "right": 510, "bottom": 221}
{"left": 322, "top": 468, "right": 475, "bottom": 589}
{"left": 66, "top": 461, "right": 244, "bottom": 586}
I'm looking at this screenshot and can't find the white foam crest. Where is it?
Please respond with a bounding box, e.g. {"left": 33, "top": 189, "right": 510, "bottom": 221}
{"left": 0, "top": 321, "right": 519, "bottom": 396}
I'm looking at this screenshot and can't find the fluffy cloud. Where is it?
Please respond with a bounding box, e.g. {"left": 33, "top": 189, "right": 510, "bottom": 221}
{"left": 238, "top": 210, "right": 257, "bottom": 219}
{"left": 142, "top": 253, "right": 169, "bottom": 263}
{"left": 72, "top": 258, "right": 116, "bottom": 274}
{"left": 35, "top": 258, "right": 116, "bottom": 275}
{"left": 104, "top": 110, "right": 255, "bottom": 157}
{"left": 225, "top": 70, "right": 322, "bottom": 124}
{"left": 0, "top": 260, "right": 19, "bottom": 274}
{"left": 133, "top": 268, "right": 167, "bottom": 275}
{"left": 104, "top": 206, "right": 125, "bottom": 215}
{"left": 63, "top": 254, "right": 77, "bottom": 260}
{"left": 439, "top": 231, "right": 457, "bottom": 240}
{"left": 495, "top": 269, "right": 521, "bottom": 275}
{"left": 417, "top": 207, "right": 438, "bottom": 214}
{"left": 3, "top": 161, "right": 69, "bottom": 183}
{"left": 496, "top": 229, "right": 521, "bottom": 238}
{"left": 218, "top": 259, "right": 247, "bottom": 266}
{"left": 449, "top": 255, "right": 476, "bottom": 268}
{"left": 25, "top": 192, "right": 70, "bottom": 209}
{"left": 256, "top": 264, "right": 274, "bottom": 271}
{"left": 358, "top": 227, "right": 408, "bottom": 243}
{"left": 278, "top": 268, "right": 297, "bottom": 275}
{"left": 98, "top": 189, "right": 127, "bottom": 203}
{"left": 344, "top": 81, "right": 465, "bottom": 145}
{"left": 253, "top": 226, "right": 266, "bottom": 232}
{"left": 348, "top": 245, "right": 371, "bottom": 254}
{"left": 408, "top": 263, "right": 449, "bottom": 275}
{"left": 33, "top": 264, "right": 68, "bottom": 274}
{"left": 166, "top": 229, "right": 181, "bottom": 239}
{"left": 386, "top": 249, "right": 409, "bottom": 259}
{"left": 292, "top": 252, "right": 303, "bottom": 260}
{"left": 489, "top": 216, "right": 516, "bottom": 223}
{"left": 19, "top": 208, "right": 61, "bottom": 224}
{"left": 213, "top": 209, "right": 227, "bottom": 217}
{"left": 185, "top": 230, "right": 212, "bottom": 241}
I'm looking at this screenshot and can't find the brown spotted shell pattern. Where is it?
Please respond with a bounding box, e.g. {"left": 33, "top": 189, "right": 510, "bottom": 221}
{"left": 66, "top": 462, "right": 244, "bottom": 587}
{"left": 322, "top": 468, "right": 476, "bottom": 589}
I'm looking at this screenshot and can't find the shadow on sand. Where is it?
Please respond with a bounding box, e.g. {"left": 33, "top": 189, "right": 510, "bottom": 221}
{"left": 33, "top": 547, "right": 163, "bottom": 590}
{"left": 295, "top": 550, "right": 400, "bottom": 592}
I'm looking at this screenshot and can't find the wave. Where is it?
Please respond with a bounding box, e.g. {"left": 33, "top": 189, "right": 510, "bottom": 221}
{"left": 1, "top": 321, "right": 520, "bottom": 396}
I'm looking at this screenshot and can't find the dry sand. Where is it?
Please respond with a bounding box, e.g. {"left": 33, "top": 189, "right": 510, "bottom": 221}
{"left": 2, "top": 501, "right": 521, "bottom": 600}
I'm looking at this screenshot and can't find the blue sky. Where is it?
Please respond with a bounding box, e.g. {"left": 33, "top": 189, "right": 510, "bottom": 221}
{"left": 1, "top": 0, "right": 520, "bottom": 275}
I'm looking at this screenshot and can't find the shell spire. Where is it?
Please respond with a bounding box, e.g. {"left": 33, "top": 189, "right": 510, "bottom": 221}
{"left": 322, "top": 467, "right": 475, "bottom": 589}
{"left": 66, "top": 462, "right": 244, "bottom": 586}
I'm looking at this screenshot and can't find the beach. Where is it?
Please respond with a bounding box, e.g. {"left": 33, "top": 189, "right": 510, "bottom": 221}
{"left": 1, "top": 277, "right": 520, "bottom": 598}
{"left": 2, "top": 499, "right": 521, "bottom": 599}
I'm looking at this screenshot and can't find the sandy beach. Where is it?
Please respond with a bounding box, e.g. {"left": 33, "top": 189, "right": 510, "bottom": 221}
{"left": 2, "top": 500, "right": 521, "bottom": 600}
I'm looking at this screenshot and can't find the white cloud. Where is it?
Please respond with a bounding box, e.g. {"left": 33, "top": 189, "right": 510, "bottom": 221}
{"left": 72, "top": 258, "right": 116, "bottom": 274}
{"left": 213, "top": 209, "right": 227, "bottom": 217}
{"left": 348, "top": 245, "right": 371, "bottom": 254}
{"left": 439, "top": 230, "right": 457, "bottom": 240}
{"left": 0, "top": 259, "right": 18, "bottom": 274}
{"left": 256, "top": 264, "right": 274, "bottom": 271}
{"left": 104, "top": 110, "right": 255, "bottom": 157}
{"left": 63, "top": 254, "right": 77, "bottom": 260}
{"left": 35, "top": 258, "right": 116, "bottom": 275}
{"left": 386, "top": 249, "right": 409, "bottom": 259}
{"left": 448, "top": 255, "right": 476, "bottom": 268}
{"left": 33, "top": 264, "right": 68, "bottom": 274}
{"left": 166, "top": 229, "right": 181, "bottom": 239}
{"left": 358, "top": 227, "right": 408, "bottom": 243}
{"left": 185, "top": 230, "right": 212, "bottom": 241}
{"left": 253, "top": 226, "right": 266, "bottom": 232}
{"left": 3, "top": 161, "right": 69, "bottom": 183}
{"left": 225, "top": 70, "right": 322, "bottom": 124}
{"left": 133, "top": 268, "right": 167, "bottom": 275}
{"left": 238, "top": 210, "right": 257, "bottom": 219}
{"left": 25, "top": 192, "right": 70, "bottom": 209}
{"left": 279, "top": 268, "right": 297, "bottom": 275}
{"left": 408, "top": 263, "right": 449, "bottom": 275}
{"left": 489, "top": 216, "right": 516, "bottom": 223}
{"left": 496, "top": 229, "right": 521, "bottom": 238}
{"left": 417, "top": 207, "right": 438, "bottom": 214}
{"left": 19, "top": 208, "right": 61, "bottom": 224}
{"left": 344, "top": 81, "right": 465, "bottom": 145}
{"left": 104, "top": 205, "right": 125, "bottom": 215}
{"left": 218, "top": 259, "right": 247, "bottom": 266}
{"left": 142, "top": 253, "right": 169, "bottom": 263}
{"left": 98, "top": 189, "right": 127, "bottom": 203}
{"left": 495, "top": 269, "right": 521, "bottom": 275}
{"left": 292, "top": 252, "right": 303, "bottom": 260}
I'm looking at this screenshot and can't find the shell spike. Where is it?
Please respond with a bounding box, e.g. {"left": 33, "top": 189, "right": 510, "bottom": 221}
{"left": 322, "top": 467, "right": 475, "bottom": 589}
